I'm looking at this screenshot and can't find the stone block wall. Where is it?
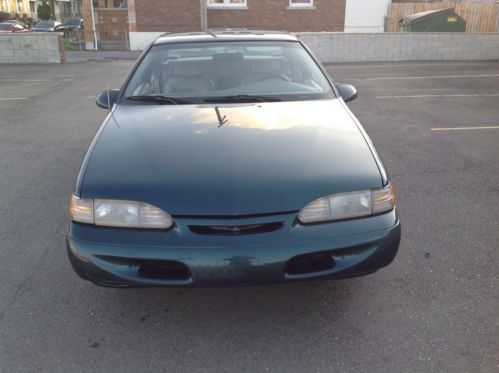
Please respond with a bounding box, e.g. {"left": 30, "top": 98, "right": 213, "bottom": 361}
{"left": 297, "top": 32, "right": 499, "bottom": 63}
{"left": 0, "top": 33, "right": 64, "bottom": 64}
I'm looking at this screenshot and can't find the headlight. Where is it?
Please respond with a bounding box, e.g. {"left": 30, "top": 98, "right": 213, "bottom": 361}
{"left": 298, "top": 184, "right": 395, "bottom": 224}
{"left": 69, "top": 195, "right": 173, "bottom": 229}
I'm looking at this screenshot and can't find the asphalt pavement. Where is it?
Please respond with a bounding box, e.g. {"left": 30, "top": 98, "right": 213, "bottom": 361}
{"left": 0, "top": 59, "right": 498, "bottom": 372}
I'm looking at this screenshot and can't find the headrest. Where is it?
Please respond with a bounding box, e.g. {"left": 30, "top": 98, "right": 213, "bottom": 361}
{"left": 213, "top": 53, "right": 244, "bottom": 61}
{"left": 164, "top": 55, "right": 179, "bottom": 61}
{"left": 251, "top": 59, "right": 281, "bottom": 74}
{"left": 174, "top": 64, "right": 202, "bottom": 77}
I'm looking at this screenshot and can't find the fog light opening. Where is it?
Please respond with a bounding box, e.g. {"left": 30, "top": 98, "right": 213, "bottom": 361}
{"left": 285, "top": 252, "right": 335, "bottom": 275}
{"left": 138, "top": 260, "right": 191, "bottom": 281}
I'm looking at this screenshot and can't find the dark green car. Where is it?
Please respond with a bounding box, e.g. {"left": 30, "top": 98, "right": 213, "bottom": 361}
{"left": 67, "top": 31, "right": 401, "bottom": 287}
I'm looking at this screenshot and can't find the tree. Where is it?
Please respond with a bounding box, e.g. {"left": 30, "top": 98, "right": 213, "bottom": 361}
{"left": 0, "top": 12, "right": 12, "bottom": 22}
{"left": 48, "top": 0, "right": 56, "bottom": 20}
{"left": 37, "top": 1, "right": 51, "bottom": 20}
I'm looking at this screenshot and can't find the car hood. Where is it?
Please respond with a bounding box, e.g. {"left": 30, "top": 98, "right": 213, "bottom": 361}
{"left": 80, "top": 100, "right": 382, "bottom": 216}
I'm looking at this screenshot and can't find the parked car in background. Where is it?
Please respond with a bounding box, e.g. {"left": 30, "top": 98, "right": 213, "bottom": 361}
{"left": 5, "top": 20, "right": 29, "bottom": 29}
{"left": 32, "top": 20, "right": 67, "bottom": 33}
{"left": 0, "top": 22, "right": 29, "bottom": 33}
{"left": 67, "top": 31, "right": 401, "bottom": 288}
{"left": 63, "top": 17, "right": 83, "bottom": 31}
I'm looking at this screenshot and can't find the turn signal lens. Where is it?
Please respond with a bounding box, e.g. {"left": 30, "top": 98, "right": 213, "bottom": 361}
{"left": 69, "top": 195, "right": 94, "bottom": 224}
{"left": 69, "top": 195, "right": 173, "bottom": 229}
{"left": 372, "top": 183, "right": 395, "bottom": 214}
{"left": 298, "top": 184, "right": 395, "bottom": 224}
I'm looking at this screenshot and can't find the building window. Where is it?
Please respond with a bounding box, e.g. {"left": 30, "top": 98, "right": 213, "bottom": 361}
{"left": 289, "top": 0, "right": 314, "bottom": 8}
{"left": 208, "top": 0, "right": 247, "bottom": 8}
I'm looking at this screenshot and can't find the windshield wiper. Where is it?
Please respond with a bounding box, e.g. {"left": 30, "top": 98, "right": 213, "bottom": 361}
{"left": 203, "top": 95, "right": 281, "bottom": 103}
{"left": 127, "top": 95, "right": 191, "bottom": 105}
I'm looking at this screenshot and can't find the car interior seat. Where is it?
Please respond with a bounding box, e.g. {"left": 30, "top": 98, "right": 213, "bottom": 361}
{"left": 163, "top": 64, "right": 215, "bottom": 94}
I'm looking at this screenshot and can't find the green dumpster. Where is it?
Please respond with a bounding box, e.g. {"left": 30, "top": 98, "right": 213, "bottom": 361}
{"left": 398, "top": 8, "right": 466, "bottom": 32}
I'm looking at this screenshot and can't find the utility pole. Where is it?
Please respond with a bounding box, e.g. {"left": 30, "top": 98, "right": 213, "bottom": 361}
{"left": 200, "top": 0, "right": 207, "bottom": 30}
{"left": 89, "top": 0, "right": 98, "bottom": 50}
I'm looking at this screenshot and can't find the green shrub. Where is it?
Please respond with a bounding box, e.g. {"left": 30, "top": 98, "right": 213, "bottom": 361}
{"left": 37, "top": 1, "right": 51, "bottom": 21}
{"left": 0, "top": 11, "right": 12, "bottom": 22}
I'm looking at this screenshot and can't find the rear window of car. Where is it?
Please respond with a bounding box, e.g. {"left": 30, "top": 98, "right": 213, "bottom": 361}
{"left": 124, "top": 40, "right": 335, "bottom": 104}
{"left": 64, "top": 18, "right": 81, "bottom": 25}
{"left": 36, "top": 21, "right": 53, "bottom": 27}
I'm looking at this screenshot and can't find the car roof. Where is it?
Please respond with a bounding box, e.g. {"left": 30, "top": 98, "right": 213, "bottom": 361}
{"left": 154, "top": 30, "right": 299, "bottom": 45}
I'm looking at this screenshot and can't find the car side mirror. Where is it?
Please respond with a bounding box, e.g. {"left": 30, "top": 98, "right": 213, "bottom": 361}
{"left": 336, "top": 83, "right": 358, "bottom": 102}
{"left": 96, "top": 89, "right": 120, "bottom": 110}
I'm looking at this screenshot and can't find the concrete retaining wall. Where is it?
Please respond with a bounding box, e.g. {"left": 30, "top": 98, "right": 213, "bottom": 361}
{"left": 129, "top": 31, "right": 499, "bottom": 62}
{"left": 0, "top": 33, "right": 65, "bottom": 64}
{"left": 298, "top": 32, "right": 499, "bottom": 63}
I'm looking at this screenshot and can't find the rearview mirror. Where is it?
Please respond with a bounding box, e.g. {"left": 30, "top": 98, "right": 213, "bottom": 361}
{"left": 96, "top": 89, "right": 120, "bottom": 110}
{"left": 336, "top": 84, "right": 358, "bottom": 102}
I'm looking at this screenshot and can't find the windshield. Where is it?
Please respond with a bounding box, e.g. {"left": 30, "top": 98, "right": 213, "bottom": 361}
{"left": 36, "top": 21, "right": 53, "bottom": 28}
{"left": 124, "top": 41, "right": 334, "bottom": 103}
{"left": 0, "top": 24, "right": 12, "bottom": 30}
{"left": 64, "top": 18, "right": 81, "bottom": 25}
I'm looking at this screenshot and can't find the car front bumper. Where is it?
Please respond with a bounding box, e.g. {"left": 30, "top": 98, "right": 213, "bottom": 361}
{"left": 67, "top": 210, "right": 401, "bottom": 287}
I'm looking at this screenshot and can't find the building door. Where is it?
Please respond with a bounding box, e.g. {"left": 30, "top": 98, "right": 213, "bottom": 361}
{"left": 344, "top": 0, "right": 390, "bottom": 32}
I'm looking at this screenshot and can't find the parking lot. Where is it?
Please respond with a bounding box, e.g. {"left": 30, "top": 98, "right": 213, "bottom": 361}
{"left": 0, "top": 58, "right": 498, "bottom": 372}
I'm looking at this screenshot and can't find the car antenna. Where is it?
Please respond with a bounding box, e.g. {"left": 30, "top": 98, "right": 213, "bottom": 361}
{"left": 105, "top": 83, "right": 120, "bottom": 128}
{"left": 107, "top": 83, "right": 111, "bottom": 111}
{"left": 206, "top": 29, "right": 217, "bottom": 38}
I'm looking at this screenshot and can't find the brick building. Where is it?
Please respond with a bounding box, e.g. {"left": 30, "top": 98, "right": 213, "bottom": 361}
{"left": 131, "top": 0, "right": 346, "bottom": 32}
{"left": 82, "top": 0, "right": 346, "bottom": 50}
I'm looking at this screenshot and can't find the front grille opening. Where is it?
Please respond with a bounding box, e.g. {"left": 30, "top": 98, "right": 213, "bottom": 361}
{"left": 189, "top": 221, "right": 283, "bottom": 236}
{"left": 96, "top": 256, "right": 191, "bottom": 281}
{"left": 285, "top": 252, "right": 335, "bottom": 275}
{"left": 138, "top": 260, "right": 191, "bottom": 280}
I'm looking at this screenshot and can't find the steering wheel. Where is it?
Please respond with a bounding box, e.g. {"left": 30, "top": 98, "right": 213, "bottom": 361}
{"left": 259, "top": 73, "right": 291, "bottom": 82}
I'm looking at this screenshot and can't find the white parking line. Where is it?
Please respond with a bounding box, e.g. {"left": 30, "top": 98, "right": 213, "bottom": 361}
{"left": 330, "top": 62, "right": 494, "bottom": 69}
{"left": 377, "top": 93, "right": 499, "bottom": 99}
{"left": 347, "top": 74, "right": 499, "bottom": 81}
{"left": 0, "top": 97, "right": 29, "bottom": 100}
{"left": 0, "top": 78, "right": 74, "bottom": 82}
{"left": 431, "top": 126, "right": 499, "bottom": 131}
